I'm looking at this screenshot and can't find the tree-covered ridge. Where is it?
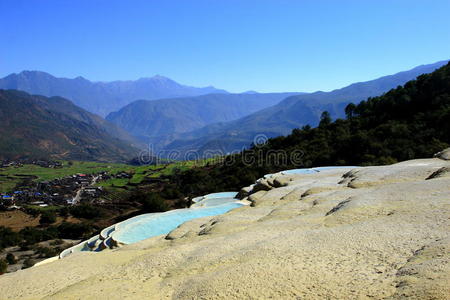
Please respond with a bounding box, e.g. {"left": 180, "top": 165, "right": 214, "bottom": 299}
{"left": 161, "top": 60, "right": 449, "bottom": 157}
{"left": 162, "top": 62, "right": 450, "bottom": 197}
{"left": 266, "top": 61, "right": 450, "bottom": 167}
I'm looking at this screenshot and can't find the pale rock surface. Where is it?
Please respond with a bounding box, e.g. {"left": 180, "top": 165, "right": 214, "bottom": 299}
{"left": 0, "top": 158, "right": 449, "bottom": 299}
{"left": 435, "top": 147, "right": 450, "bottom": 160}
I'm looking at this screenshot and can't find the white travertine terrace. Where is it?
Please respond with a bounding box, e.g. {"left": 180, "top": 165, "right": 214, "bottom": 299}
{"left": 1, "top": 156, "right": 449, "bottom": 299}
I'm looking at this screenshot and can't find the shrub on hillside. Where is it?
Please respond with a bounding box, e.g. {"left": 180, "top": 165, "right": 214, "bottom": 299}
{"left": 19, "top": 226, "right": 60, "bottom": 246}
{"left": 57, "top": 222, "right": 93, "bottom": 240}
{"left": 6, "top": 253, "right": 16, "bottom": 265}
{"left": 35, "top": 246, "right": 59, "bottom": 258}
{"left": 59, "top": 207, "right": 69, "bottom": 218}
{"left": 22, "top": 258, "right": 35, "bottom": 269}
{"left": 69, "top": 204, "right": 101, "bottom": 219}
{"left": 131, "top": 191, "right": 169, "bottom": 213}
{"left": 39, "top": 211, "right": 57, "bottom": 225}
{"left": 0, "top": 226, "right": 21, "bottom": 250}
{"left": 0, "top": 259, "right": 7, "bottom": 274}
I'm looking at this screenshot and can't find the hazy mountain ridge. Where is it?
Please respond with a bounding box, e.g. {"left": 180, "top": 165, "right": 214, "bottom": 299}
{"left": 0, "top": 71, "right": 228, "bottom": 116}
{"left": 0, "top": 89, "right": 140, "bottom": 162}
{"left": 106, "top": 93, "right": 302, "bottom": 150}
{"left": 162, "top": 60, "right": 450, "bottom": 158}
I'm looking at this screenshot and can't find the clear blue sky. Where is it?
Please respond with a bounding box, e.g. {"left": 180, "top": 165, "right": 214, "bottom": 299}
{"left": 1, "top": 0, "right": 449, "bottom": 93}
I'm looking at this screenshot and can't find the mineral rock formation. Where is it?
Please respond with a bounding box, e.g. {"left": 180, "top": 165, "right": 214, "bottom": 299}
{"left": 435, "top": 147, "right": 450, "bottom": 160}
{"left": 0, "top": 157, "right": 449, "bottom": 299}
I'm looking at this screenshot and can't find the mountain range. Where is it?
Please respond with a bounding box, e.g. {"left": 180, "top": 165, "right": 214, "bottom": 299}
{"left": 0, "top": 71, "right": 227, "bottom": 117}
{"left": 0, "top": 60, "right": 448, "bottom": 162}
{"left": 160, "top": 60, "right": 449, "bottom": 158}
{"left": 0, "top": 89, "right": 139, "bottom": 162}
{"left": 105, "top": 93, "right": 301, "bottom": 150}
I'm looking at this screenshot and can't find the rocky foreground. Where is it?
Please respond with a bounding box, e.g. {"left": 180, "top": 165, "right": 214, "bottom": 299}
{"left": 1, "top": 151, "right": 449, "bottom": 299}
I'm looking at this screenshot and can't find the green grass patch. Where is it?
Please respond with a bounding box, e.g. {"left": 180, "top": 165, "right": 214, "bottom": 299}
{"left": 0, "top": 158, "right": 215, "bottom": 193}
{"left": 129, "top": 173, "right": 145, "bottom": 184}
{"left": 0, "top": 177, "right": 21, "bottom": 194}
{"left": 24, "top": 205, "right": 61, "bottom": 212}
{"left": 0, "top": 161, "right": 133, "bottom": 193}
{"left": 96, "top": 178, "right": 129, "bottom": 188}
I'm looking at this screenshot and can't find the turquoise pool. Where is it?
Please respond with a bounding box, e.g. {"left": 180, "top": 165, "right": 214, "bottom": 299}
{"left": 201, "top": 192, "right": 238, "bottom": 199}
{"left": 192, "top": 192, "right": 238, "bottom": 203}
{"left": 192, "top": 197, "right": 238, "bottom": 207}
{"left": 281, "top": 166, "right": 357, "bottom": 175}
{"left": 112, "top": 202, "right": 244, "bottom": 244}
{"left": 191, "top": 192, "right": 239, "bottom": 207}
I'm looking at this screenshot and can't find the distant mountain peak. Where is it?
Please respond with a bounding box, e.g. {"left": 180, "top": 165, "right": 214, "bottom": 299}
{"left": 14, "top": 71, "right": 89, "bottom": 82}
{"left": 0, "top": 71, "right": 228, "bottom": 116}
{"left": 136, "top": 74, "right": 173, "bottom": 82}
{"left": 19, "top": 70, "right": 47, "bottom": 74}
{"left": 16, "top": 70, "right": 53, "bottom": 78}
{"left": 151, "top": 74, "right": 170, "bottom": 80}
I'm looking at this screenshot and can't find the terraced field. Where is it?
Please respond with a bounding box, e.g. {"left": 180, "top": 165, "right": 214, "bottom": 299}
{"left": 0, "top": 161, "right": 131, "bottom": 193}
{"left": 0, "top": 158, "right": 218, "bottom": 193}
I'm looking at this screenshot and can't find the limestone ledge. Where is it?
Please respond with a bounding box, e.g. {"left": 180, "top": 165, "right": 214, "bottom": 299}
{"left": 0, "top": 155, "right": 449, "bottom": 300}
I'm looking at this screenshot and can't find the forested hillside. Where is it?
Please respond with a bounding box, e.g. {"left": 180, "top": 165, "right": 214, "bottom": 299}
{"left": 0, "top": 90, "right": 139, "bottom": 162}
{"left": 160, "top": 62, "right": 450, "bottom": 197}
{"left": 162, "top": 60, "right": 448, "bottom": 157}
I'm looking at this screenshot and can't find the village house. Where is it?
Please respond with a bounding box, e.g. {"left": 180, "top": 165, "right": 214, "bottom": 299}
{"left": 1, "top": 170, "right": 113, "bottom": 209}
{"left": 115, "top": 172, "right": 132, "bottom": 179}
{"left": 0, "top": 194, "right": 15, "bottom": 207}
